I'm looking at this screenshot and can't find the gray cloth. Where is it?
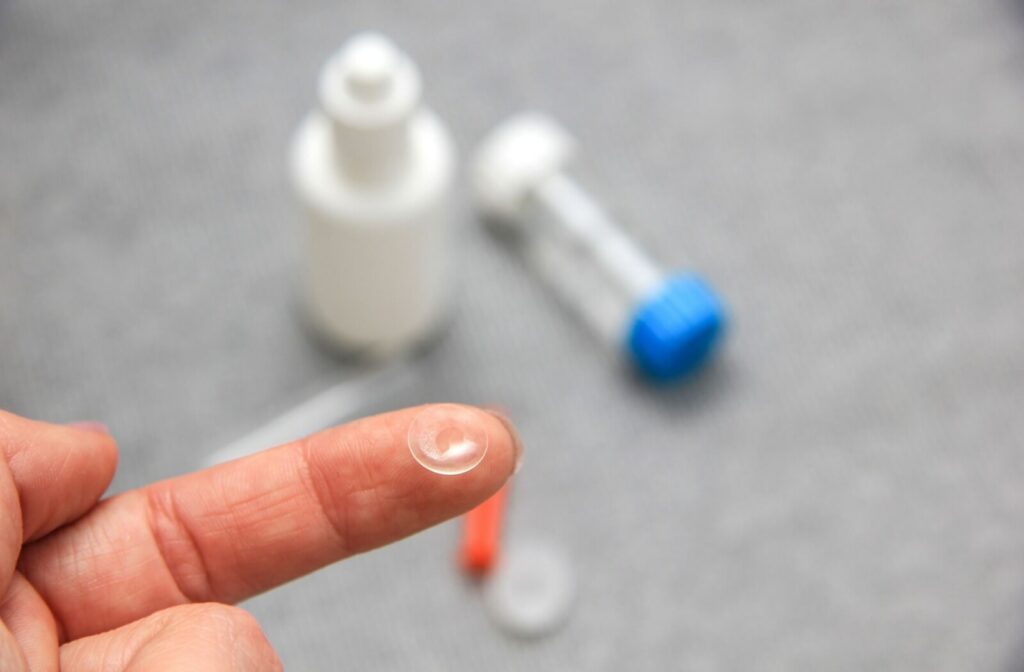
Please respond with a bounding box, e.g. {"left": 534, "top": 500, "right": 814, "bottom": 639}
{"left": 2, "top": 1, "right": 1024, "bottom": 669}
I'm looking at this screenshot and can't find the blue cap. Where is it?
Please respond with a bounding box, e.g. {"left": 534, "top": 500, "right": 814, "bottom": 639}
{"left": 625, "top": 274, "right": 726, "bottom": 382}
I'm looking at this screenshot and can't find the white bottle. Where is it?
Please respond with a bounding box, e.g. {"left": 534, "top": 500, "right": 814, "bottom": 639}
{"left": 290, "top": 32, "right": 456, "bottom": 356}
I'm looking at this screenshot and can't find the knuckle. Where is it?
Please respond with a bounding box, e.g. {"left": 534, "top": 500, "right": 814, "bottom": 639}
{"left": 144, "top": 486, "right": 214, "bottom": 602}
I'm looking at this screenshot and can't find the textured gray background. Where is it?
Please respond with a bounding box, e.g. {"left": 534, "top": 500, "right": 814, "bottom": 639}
{"left": 3, "top": 1, "right": 1024, "bottom": 669}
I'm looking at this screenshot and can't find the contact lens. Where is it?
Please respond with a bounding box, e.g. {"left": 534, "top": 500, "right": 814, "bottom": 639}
{"left": 407, "top": 405, "right": 489, "bottom": 475}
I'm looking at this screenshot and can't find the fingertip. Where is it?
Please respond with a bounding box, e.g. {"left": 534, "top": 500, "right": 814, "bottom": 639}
{"left": 393, "top": 404, "right": 518, "bottom": 538}
{"left": 0, "top": 412, "right": 121, "bottom": 544}
{"left": 61, "top": 421, "right": 119, "bottom": 481}
{"left": 65, "top": 421, "right": 110, "bottom": 436}
{"left": 302, "top": 403, "right": 521, "bottom": 550}
{"left": 481, "top": 407, "right": 524, "bottom": 476}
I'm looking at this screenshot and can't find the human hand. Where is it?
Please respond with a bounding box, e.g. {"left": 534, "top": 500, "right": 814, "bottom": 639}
{"left": 0, "top": 405, "right": 520, "bottom": 670}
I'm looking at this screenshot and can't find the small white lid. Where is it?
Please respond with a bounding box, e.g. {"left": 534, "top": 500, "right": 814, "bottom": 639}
{"left": 472, "top": 113, "right": 576, "bottom": 222}
{"left": 482, "top": 539, "right": 576, "bottom": 638}
{"left": 318, "top": 32, "right": 422, "bottom": 131}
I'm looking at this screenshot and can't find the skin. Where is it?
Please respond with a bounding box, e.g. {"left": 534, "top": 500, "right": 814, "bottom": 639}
{"left": 0, "top": 405, "right": 521, "bottom": 671}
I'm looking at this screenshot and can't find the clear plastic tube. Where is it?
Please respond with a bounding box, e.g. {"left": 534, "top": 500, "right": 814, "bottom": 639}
{"left": 474, "top": 112, "right": 726, "bottom": 382}
{"left": 522, "top": 172, "right": 664, "bottom": 346}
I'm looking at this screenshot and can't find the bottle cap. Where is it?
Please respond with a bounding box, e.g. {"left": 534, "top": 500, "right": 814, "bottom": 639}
{"left": 626, "top": 274, "right": 726, "bottom": 381}
{"left": 482, "top": 540, "right": 575, "bottom": 638}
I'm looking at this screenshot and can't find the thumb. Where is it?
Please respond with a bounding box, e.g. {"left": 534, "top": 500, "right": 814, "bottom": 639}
{"left": 60, "top": 604, "right": 282, "bottom": 672}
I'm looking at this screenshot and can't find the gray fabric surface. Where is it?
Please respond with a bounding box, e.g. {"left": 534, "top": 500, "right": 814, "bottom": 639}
{"left": 3, "top": 1, "right": 1024, "bottom": 669}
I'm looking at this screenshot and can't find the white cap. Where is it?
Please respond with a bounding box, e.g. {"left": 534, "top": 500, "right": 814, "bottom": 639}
{"left": 318, "top": 32, "right": 422, "bottom": 183}
{"left": 472, "top": 112, "right": 576, "bottom": 222}
{"left": 482, "top": 539, "right": 576, "bottom": 638}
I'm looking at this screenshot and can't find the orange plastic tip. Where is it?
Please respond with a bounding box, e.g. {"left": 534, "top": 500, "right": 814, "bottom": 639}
{"left": 459, "top": 484, "right": 508, "bottom": 576}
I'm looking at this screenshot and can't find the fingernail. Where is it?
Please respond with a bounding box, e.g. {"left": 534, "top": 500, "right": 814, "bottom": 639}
{"left": 483, "top": 407, "right": 523, "bottom": 475}
{"left": 67, "top": 421, "right": 110, "bottom": 436}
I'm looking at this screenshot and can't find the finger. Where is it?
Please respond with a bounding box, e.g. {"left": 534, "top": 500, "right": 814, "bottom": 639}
{"left": 0, "top": 572, "right": 58, "bottom": 672}
{"left": 0, "top": 621, "right": 28, "bottom": 672}
{"left": 0, "top": 412, "right": 118, "bottom": 541}
{"left": 22, "top": 404, "right": 520, "bottom": 640}
{"left": 0, "top": 413, "right": 116, "bottom": 598}
{"left": 60, "top": 603, "right": 281, "bottom": 672}
{"left": 0, "top": 458, "right": 21, "bottom": 598}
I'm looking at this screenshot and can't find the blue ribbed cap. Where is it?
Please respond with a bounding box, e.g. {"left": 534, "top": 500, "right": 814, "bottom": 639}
{"left": 625, "top": 274, "right": 726, "bottom": 382}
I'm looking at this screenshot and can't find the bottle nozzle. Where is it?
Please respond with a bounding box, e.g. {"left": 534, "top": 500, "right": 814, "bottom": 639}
{"left": 342, "top": 33, "right": 400, "bottom": 103}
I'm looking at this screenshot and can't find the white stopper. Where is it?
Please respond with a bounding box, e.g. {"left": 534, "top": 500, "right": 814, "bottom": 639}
{"left": 483, "top": 540, "right": 576, "bottom": 638}
{"left": 318, "top": 32, "right": 423, "bottom": 184}
{"left": 342, "top": 34, "right": 399, "bottom": 101}
{"left": 472, "top": 112, "right": 576, "bottom": 222}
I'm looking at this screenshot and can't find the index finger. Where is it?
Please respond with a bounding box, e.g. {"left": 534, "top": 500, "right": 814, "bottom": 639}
{"left": 20, "top": 404, "right": 521, "bottom": 641}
